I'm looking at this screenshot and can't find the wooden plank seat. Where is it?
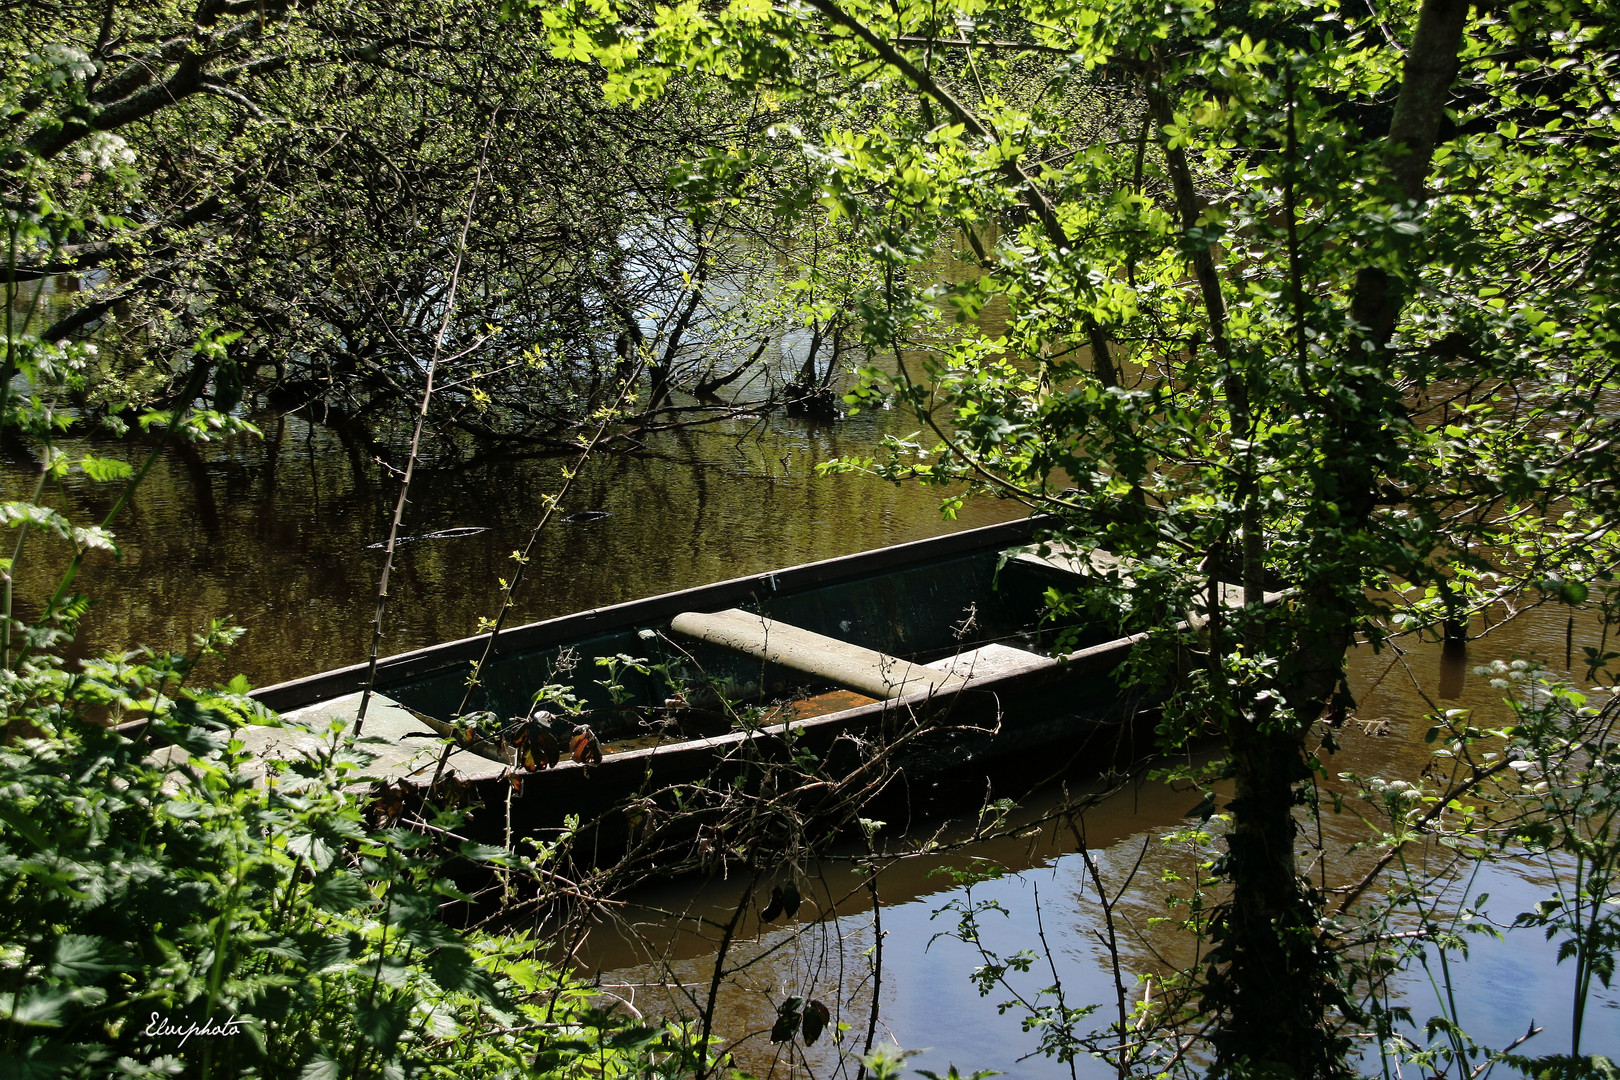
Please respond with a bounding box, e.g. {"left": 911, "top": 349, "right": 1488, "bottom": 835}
{"left": 924, "top": 641, "right": 1059, "bottom": 681}
{"left": 152, "top": 692, "right": 508, "bottom": 791}
{"left": 1013, "top": 541, "right": 1143, "bottom": 586}
{"left": 670, "top": 608, "right": 968, "bottom": 700}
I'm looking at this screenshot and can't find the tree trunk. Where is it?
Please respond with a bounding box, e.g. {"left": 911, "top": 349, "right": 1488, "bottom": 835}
{"left": 1208, "top": 719, "right": 1353, "bottom": 1077}
{"left": 1207, "top": 1, "right": 1471, "bottom": 1074}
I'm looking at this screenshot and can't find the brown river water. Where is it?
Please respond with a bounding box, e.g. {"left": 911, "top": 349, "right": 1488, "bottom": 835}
{"left": 3, "top": 402, "right": 1614, "bottom": 1076}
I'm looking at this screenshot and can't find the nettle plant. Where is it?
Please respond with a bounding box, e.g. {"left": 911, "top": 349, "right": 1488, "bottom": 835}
{"left": 0, "top": 623, "right": 672, "bottom": 1080}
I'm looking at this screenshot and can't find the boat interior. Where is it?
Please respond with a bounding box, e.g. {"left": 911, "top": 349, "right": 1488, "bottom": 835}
{"left": 370, "top": 537, "right": 1120, "bottom": 756}
{"left": 238, "top": 524, "right": 1267, "bottom": 804}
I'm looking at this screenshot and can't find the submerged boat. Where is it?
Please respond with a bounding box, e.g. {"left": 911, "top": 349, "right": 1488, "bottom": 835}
{"left": 243, "top": 516, "right": 1199, "bottom": 837}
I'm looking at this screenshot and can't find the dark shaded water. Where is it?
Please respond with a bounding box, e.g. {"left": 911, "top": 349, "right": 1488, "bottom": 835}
{"left": 2, "top": 407, "right": 1019, "bottom": 687}
{"left": 3, "top": 402, "right": 1614, "bottom": 1075}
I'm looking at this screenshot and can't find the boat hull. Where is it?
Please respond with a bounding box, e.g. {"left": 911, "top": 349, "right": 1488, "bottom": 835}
{"left": 247, "top": 517, "right": 1160, "bottom": 848}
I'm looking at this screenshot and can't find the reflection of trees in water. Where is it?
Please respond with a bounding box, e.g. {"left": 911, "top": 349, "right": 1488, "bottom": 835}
{"left": 598, "top": 875, "right": 881, "bottom": 1079}
{"left": 0, "top": 407, "right": 1018, "bottom": 689}
{"left": 554, "top": 619, "right": 1616, "bottom": 1079}
{"left": 560, "top": 766, "right": 1180, "bottom": 1079}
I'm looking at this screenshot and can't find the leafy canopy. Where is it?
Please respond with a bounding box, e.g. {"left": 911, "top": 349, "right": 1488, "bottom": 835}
{"left": 532, "top": 0, "right": 1620, "bottom": 719}
{"left": 529, "top": 0, "right": 1620, "bottom": 1070}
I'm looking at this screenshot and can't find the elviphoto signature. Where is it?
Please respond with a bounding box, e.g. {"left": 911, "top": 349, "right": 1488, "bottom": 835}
{"left": 142, "top": 1012, "right": 248, "bottom": 1046}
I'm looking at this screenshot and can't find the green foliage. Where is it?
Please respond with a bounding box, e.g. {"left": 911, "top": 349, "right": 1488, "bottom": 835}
{"left": 1339, "top": 661, "right": 1620, "bottom": 1076}
{"left": 530, "top": 0, "right": 1620, "bottom": 1069}
{"left": 927, "top": 881, "right": 1099, "bottom": 1065}
{"left": 854, "top": 1046, "right": 921, "bottom": 1080}
{"left": 0, "top": 632, "right": 673, "bottom": 1079}
{"left": 540, "top": 0, "right": 1620, "bottom": 705}
{"left": 915, "top": 1066, "right": 1000, "bottom": 1080}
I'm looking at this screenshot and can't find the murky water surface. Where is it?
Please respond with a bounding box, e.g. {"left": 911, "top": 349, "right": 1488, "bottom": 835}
{"left": 572, "top": 617, "right": 1618, "bottom": 1079}
{"left": 3, "top": 401, "right": 1614, "bottom": 1075}
{"left": 1, "top": 406, "right": 1021, "bottom": 685}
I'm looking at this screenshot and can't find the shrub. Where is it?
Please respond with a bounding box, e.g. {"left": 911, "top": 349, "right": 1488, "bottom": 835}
{"left": 0, "top": 623, "right": 663, "bottom": 1080}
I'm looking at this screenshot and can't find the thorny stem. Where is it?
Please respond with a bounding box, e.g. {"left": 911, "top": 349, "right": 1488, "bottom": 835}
{"left": 857, "top": 861, "right": 883, "bottom": 1080}
{"left": 1070, "top": 816, "right": 1136, "bottom": 1079}
{"left": 423, "top": 352, "right": 648, "bottom": 794}
{"left": 696, "top": 880, "right": 755, "bottom": 1080}
{"left": 1032, "top": 881, "right": 1080, "bottom": 1080}
{"left": 357, "top": 123, "right": 495, "bottom": 735}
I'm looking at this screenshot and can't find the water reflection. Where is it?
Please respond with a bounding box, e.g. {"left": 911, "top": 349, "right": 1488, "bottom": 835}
{"left": 568, "top": 618, "right": 1617, "bottom": 1078}
{"left": 1438, "top": 639, "right": 1469, "bottom": 700}
{"left": 0, "top": 407, "right": 1020, "bottom": 688}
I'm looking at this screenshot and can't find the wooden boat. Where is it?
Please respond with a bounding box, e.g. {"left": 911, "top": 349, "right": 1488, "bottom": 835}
{"left": 243, "top": 516, "right": 1198, "bottom": 836}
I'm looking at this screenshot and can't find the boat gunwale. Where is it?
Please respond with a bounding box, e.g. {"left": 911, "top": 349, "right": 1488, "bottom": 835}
{"left": 548, "top": 624, "right": 1152, "bottom": 776}
{"left": 252, "top": 516, "right": 1046, "bottom": 713}
{"left": 368, "top": 622, "right": 1149, "bottom": 791}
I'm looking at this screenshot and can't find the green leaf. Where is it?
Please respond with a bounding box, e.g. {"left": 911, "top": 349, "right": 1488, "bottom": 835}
{"left": 371, "top": 956, "right": 414, "bottom": 990}
{"left": 398, "top": 917, "right": 460, "bottom": 951}
{"left": 426, "top": 948, "right": 501, "bottom": 1005}
{"left": 297, "top": 1054, "right": 342, "bottom": 1080}
{"left": 0, "top": 1043, "right": 84, "bottom": 1080}
{"left": 802, "top": 999, "right": 831, "bottom": 1044}
{"left": 605, "top": 1025, "right": 665, "bottom": 1051}
{"left": 0, "top": 804, "right": 52, "bottom": 852}
{"left": 51, "top": 935, "right": 130, "bottom": 981}
{"left": 70, "top": 524, "right": 117, "bottom": 553}
{"left": 308, "top": 932, "right": 360, "bottom": 972}
{"left": 771, "top": 997, "right": 802, "bottom": 1042}
{"left": 0, "top": 987, "right": 74, "bottom": 1028}
{"left": 255, "top": 935, "right": 308, "bottom": 963}
{"left": 308, "top": 872, "right": 372, "bottom": 913}
{"left": 79, "top": 455, "right": 133, "bottom": 482}
{"left": 354, "top": 995, "right": 413, "bottom": 1054}
{"left": 383, "top": 885, "right": 434, "bottom": 925}
{"left": 456, "top": 842, "right": 511, "bottom": 864}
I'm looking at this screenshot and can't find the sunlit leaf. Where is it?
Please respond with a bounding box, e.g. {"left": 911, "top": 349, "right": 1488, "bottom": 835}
{"left": 569, "top": 726, "right": 602, "bottom": 765}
